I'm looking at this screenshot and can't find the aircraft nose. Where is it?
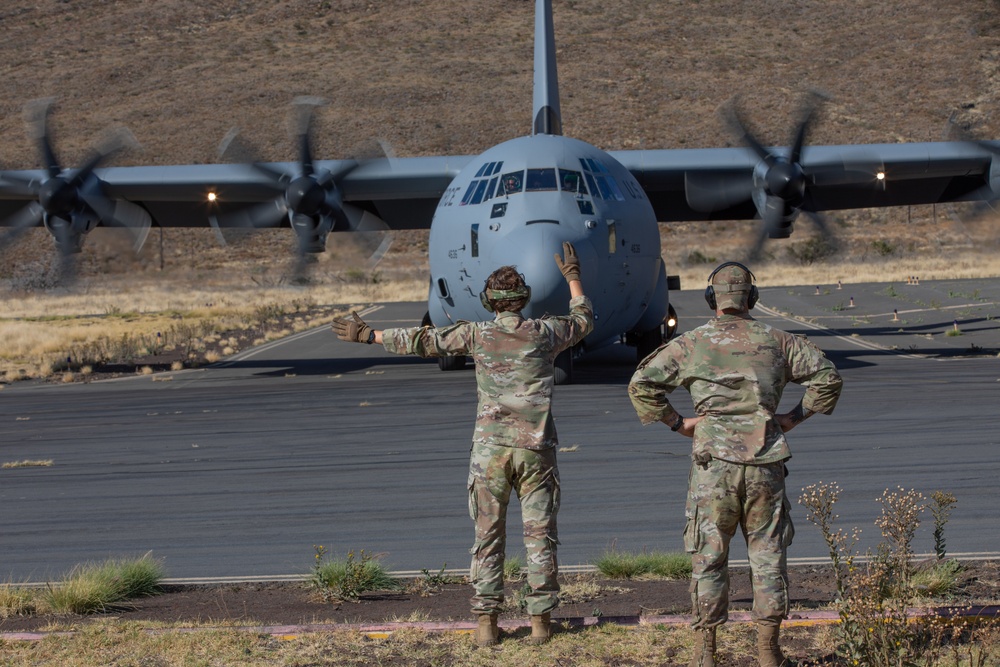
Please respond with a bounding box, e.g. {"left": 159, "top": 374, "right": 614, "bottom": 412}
{"left": 488, "top": 225, "right": 576, "bottom": 315}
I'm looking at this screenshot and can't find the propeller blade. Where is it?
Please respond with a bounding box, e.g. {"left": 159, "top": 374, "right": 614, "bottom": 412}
{"left": 45, "top": 216, "right": 79, "bottom": 287}
{"left": 218, "top": 128, "right": 289, "bottom": 191}
{"left": 0, "top": 202, "right": 45, "bottom": 250}
{"left": 81, "top": 190, "right": 152, "bottom": 253}
{"left": 762, "top": 194, "right": 790, "bottom": 239}
{"left": 293, "top": 97, "right": 326, "bottom": 178}
{"left": 724, "top": 104, "right": 774, "bottom": 166}
{"left": 802, "top": 210, "right": 838, "bottom": 252}
{"left": 746, "top": 217, "right": 772, "bottom": 263}
{"left": 0, "top": 172, "right": 41, "bottom": 195}
{"left": 341, "top": 203, "right": 393, "bottom": 268}
{"left": 25, "top": 98, "right": 62, "bottom": 178}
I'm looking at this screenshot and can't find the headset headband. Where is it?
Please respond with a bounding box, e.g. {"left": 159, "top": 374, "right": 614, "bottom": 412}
{"left": 480, "top": 284, "right": 531, "bottom": 310}
{"left": 707, "top": 261, "right": 756, "bottom": 288}
{"left": 705, "top": 261, "right": 758, "bottom": 310}
{"left": 484, "top": 287, "right": 530, "bottom": 301}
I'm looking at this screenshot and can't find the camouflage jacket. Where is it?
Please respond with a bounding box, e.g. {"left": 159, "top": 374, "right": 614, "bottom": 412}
{"left": 382, "top": 295, "right": 594, "bottom": 450}
{"left": 628, "top": 313, "right": 843, "bottom": 464}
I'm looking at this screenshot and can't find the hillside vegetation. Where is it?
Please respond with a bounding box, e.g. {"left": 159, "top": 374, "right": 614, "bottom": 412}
{"left": 1, "top": 0, "right": 1000, "bottom": 288}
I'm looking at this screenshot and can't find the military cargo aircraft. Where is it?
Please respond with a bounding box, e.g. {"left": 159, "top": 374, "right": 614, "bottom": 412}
{"left": 2, "top": 0, "right": 999, "bottom": 382}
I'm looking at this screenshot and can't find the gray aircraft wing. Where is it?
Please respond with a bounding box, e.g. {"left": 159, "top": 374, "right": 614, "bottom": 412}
{"left": 612, "top": 141, "right": 999, "bottom": 222}
{"left": 1, "top": 142, "right": 997, "bottom": 231}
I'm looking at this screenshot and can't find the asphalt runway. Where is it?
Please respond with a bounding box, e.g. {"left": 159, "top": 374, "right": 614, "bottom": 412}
{"left": 2, "top": 278, "right": 998, "bottom": 582}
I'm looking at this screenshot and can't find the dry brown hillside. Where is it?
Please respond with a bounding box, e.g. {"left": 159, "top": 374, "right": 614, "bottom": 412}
{"left": 2, "top": 0, "right": 1000, "bottom": 287}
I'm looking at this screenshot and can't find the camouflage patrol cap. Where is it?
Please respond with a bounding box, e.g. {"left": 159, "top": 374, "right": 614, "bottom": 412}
{"left": 707, "top": 262, "right": 757, "bottom": 310}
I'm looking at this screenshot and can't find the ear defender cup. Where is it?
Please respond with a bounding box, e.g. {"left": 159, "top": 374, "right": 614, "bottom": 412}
{"left": 704, "top": 261, "right": 758, "bottom": 310}
{"left": 480, "top": 285, "right": 531, "bottom": 310}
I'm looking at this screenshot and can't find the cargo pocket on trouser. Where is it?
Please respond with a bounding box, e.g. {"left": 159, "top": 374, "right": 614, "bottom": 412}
{"left": 683, "top": 504, "right": 703, "bottom": 554}
{"left": 780, "top": 494, "right": 795, "bottom": 548}
{"left": 467, "top": 477, "right": 481, "bottom": 581}
{"left": 467, "top": 475, "right": 478, "bottom": 522}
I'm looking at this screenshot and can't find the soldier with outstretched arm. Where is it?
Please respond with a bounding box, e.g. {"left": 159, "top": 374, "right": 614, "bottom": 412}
{"left": 331, "top": 242, "right": 593, "bottom": 647}
{"left": 627, "top": 262, "right": 843, "bottom": 667}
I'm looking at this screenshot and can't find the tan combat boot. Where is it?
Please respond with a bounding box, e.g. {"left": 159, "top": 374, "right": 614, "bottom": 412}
{"left": 757, "top": 621, "right": 793, "bottom": 667}
{"left": 528, "top": 612, "right": 552, "bottom": 644}
{"left": 475, "top": 613, "right": 499, "bottom": 647}
{"left": 689, "top": 627, "right": 716, "bottom": 667}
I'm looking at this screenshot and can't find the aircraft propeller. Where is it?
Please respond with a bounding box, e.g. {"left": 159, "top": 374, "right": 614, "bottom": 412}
{"left": 213, "top": 97, "right": 392, "bottom": 284}
{"left": 687, "top": 93, "right": 859, "bottom": 261}
{"left": 0, "top": 99, "right": 152, "bottom": 286}
{"left": 945, "top": 113, "right": 1000, "bottom": 216}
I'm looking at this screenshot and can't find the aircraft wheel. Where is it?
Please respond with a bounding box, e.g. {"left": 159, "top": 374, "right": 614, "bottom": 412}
{"left": 438, "top": 355, "right": 467, "bottom": 371}
{"left": 636, "top": 327, "right": 665, "bottom": 364}
{"left": 554, "top": 349, "right": 573, "bottom": 385}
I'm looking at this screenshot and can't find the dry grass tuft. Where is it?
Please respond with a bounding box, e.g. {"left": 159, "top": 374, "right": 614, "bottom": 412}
{"left": 2, "top": 459, "right": 53, "bottom": 469}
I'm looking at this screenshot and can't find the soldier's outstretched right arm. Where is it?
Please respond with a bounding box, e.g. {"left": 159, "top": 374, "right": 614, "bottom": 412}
{"left": 552, "top": 242, "right": 594, "bottom": 346}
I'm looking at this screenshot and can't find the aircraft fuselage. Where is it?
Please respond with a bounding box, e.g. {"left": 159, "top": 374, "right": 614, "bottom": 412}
{"left": 426, "top": 134, "right": 668, "bottom": 349}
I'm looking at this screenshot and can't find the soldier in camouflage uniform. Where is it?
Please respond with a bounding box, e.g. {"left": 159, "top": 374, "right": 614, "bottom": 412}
{"left": 627, "top": 262, "right": 843, "bottom": 667}
{"left": 332, "top": 242, "right": 593, "bottom": 647}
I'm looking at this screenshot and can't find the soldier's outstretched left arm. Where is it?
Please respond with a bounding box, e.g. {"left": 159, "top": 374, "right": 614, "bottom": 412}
{"left": 331, "top": 311, "right": 383, "bottom": 345}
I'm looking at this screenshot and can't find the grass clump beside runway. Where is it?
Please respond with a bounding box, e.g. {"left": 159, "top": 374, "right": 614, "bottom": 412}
{"left": 593, "top": 549, "right": 692, "bottom": 580}
{"left": 1, "top": 553, "right": 164, "bottom": 618}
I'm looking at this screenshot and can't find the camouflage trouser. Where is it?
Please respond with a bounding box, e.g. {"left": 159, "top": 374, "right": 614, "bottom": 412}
{"left": 684, "top": 457, "right": 794, "bottom": 629}
{"left": 467, "top": 442, "right": 561, "bottom": 616}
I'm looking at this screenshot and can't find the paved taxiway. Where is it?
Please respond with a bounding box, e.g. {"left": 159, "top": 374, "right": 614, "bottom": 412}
{"left": 1, "top": 278, "right": 998, "bottom": 582}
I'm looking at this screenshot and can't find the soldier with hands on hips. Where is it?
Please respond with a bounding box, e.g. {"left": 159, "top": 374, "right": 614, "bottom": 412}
{"left": 627, "top": 262, "right": 843, "bottom": 667}
{"left": 332, "top": 242, "right": 593, "bottom": 647}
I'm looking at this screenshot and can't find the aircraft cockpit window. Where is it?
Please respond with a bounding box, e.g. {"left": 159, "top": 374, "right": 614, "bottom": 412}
{"left": 579, "top": 158, "right": 625, "bottom": 201}
{"left": 605, "top": 175, "right": 626, "bottom": 201}
{"left": 525, "top": 168, "right": 557, "bottom": 191}
{"left": 559, "top": 169, "right": 587, "bottom": 194}
{"left": 490, "top": 161, "right": 504, "bottom": 176}
{"left": 460, "top": 180, "right": 478, "bottom": 205}
{"left": 502, "top": 171, "right": 523, "bottom": 194}
{"left": 475, "top": 163, "right": 490, "bottom": 178}
{"left": 469, "top": 178, "right": 490, "bottom": 205}
{"left": 594, "top": 175, "right": 614, "bottom": 201}
{"left": 485, "top": 176, "right": 498, "bottom": 200}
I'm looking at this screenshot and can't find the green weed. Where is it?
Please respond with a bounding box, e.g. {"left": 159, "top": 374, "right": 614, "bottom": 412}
{"left": 309, "top": 546, "right": 398, "bottom": 601}
{"left": 504, "top": 554, "right": 525, "bottom": 581}
{"left": 593, "top": 549, "right": 691, "bottom": 579}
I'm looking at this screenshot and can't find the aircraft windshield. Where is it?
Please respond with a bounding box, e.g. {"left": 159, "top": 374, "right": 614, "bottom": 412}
{"left": 559, "top": 169, "right": 587, "bottom": 194}
{"left": 462, "top": 164, "right": 600, "bottom": 202}
{"left": 525, "top": 168, "right": 557, "bottom": 191}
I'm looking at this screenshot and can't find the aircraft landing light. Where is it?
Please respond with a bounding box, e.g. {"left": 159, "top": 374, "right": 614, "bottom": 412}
{"left": 207, "top": 191, "right": 218, "bottom": 203}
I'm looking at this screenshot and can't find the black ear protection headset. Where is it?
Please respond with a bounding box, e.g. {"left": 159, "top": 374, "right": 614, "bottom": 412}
{"left": 480, "top": 285, "right": 531, "bottom": 311}
{"left": 704, "top": 261, "right": 758, "bottom": 310}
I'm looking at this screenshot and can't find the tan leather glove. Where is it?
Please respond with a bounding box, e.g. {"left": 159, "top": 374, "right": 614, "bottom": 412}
{"left": 331, "top": 311, "right": 374, "bottom": 344}
{"left": 554, "top": 241, "right": 581, "bottom": 283}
